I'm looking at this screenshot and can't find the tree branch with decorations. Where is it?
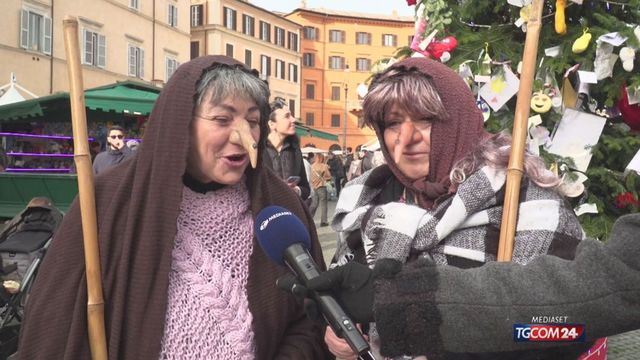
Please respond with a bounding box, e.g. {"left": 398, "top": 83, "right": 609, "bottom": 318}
{"left": 377, "top": 0, "right": 640, "bottom": 239}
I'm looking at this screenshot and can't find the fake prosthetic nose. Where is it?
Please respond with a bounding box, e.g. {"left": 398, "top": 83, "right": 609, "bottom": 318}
{"left": 394, "top": 121, "right": 418, "bottom": 164}
{"left": 229, "top": 119, "right": 258, "bottom": 168}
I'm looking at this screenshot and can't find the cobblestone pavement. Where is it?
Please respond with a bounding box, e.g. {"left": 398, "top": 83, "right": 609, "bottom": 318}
{"left": 608, "top": 330, "right": 640, "bottom": 359}
{"left": 315, "top": 199, "right": 640, "bottom": 358}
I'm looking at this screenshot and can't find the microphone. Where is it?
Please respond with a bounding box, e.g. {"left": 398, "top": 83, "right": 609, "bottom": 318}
{"left": 255, "top": 206, "right": 373, "bottom": 358}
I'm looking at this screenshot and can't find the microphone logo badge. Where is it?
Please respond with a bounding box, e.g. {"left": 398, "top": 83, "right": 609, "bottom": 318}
{"left": 259, "top": 211, "right": 293, "bottom": 231}
{"left": 259, "top": 219, "right": 269, "bottom": 231}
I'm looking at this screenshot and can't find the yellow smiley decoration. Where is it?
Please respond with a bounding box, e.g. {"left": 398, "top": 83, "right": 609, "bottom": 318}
{"left": 530, "top": 92, "right": 553, "bottom": 113}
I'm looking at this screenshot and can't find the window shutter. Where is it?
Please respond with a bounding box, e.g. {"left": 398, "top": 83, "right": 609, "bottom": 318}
{"left": 43, "top": 16, "right": 52, "bottom": 55}
{"left": 139, "top": 48, "right": 144, "bottom": 78}
{"left": 20, "top": 10, "right": 29, "bottom": 49}
{"left": 97, "top": 34, "right": 106, "bottom": 68}
{"left": 128, "top": 45, "right": 135, "bottom": 76}
{"left": 173, "top": 6, "right": 178, "bottom": 27}
{"left": 83, "top": 29, "right": 93, "bottom": 65}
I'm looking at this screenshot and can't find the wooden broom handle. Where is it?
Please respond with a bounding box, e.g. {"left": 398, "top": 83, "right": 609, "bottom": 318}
{"left": 497, "top": 0, "right": 544, "bottom": 262}
{"left": 62, "top": 16, "right": 108, "bottom": 360}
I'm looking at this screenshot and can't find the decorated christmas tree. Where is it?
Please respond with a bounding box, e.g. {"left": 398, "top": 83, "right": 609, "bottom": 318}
{"left": 388, "top": 0, "right": 640, "bottom": 239}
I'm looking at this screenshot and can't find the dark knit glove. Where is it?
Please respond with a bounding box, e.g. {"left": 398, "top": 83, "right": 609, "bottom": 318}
{"left": 276, "top": 261, "right": 375, "bottom": 324}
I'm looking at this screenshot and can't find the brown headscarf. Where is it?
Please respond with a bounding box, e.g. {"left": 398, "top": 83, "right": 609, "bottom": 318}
{"left": 367, "top": 57, "right": 490, "bottom": 208}
{"left": 18, "top": 56, "right": 327, "bottom": 359}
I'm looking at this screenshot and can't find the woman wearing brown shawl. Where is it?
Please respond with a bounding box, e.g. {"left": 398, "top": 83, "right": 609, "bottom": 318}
{"left": 325, "top": 58, "right": 595, "bottom": 359}
{"left": 17, "top": 56, "right": 327, "bottom": 359}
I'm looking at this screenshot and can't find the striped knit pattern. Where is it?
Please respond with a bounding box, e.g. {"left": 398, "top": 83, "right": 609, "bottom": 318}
{"left": 159, "top": 183, "right": 255, "bottom": 359}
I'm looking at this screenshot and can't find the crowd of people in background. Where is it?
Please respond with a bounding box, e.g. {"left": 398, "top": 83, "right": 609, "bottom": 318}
{"left": 0, "top": 121, "right": 145, "bottom": 172}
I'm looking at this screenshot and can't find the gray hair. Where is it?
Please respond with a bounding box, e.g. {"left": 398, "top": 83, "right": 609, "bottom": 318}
{"left": 195, "top": 64, "right": 270, "bottom": 115}
{"left": 450, "top": 131, "right": 561, "bottom": 189}
{"left": 363, "top": 67, "right": 447, "bottom": 130}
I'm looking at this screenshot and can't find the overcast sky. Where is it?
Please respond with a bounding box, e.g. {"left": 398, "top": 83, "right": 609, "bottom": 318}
{"left": 248, "top": 0, "right": 415, "bottom": 17}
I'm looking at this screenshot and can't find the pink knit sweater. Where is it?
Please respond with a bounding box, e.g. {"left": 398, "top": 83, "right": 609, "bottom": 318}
{"left": 159, "top": 183, "right": 255, "bottom": 359}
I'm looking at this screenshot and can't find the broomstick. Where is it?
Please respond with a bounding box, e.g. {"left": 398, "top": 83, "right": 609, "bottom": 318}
{"left": 497, "top": 0, "right": 545, "bottom": 262}
{"left": 62, "top": 16, "right": 108, "bottom": 359}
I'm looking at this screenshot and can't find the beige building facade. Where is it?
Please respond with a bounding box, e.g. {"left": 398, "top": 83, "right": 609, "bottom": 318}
{"left": 286, "top": 8, "right": 413, "bottom": 150}
{"left": 190, "top": 0, "right": 301, "bottom": 117}
{"left": 0, "top": 0, "right": 191, "bottom": 98}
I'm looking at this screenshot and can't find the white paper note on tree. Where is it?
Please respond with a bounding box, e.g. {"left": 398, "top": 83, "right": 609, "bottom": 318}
{"left": 626, "top": 148, "right": 640, "bottom": 174}
{"left": 547, "top": 109, "right": 607, "bottom": 172}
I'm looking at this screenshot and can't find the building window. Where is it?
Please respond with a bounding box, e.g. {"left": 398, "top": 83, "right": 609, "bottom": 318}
{"left": 260, "top": 55, "right": 271, "bottom": 78}
{"left": 128, "top": 44, "right": 144, "bottom": 78}
{"left": 129, "top": 0, "right": 139, "bottom": 10}
{"left": 244, "top": 49, "right": 252, "bottom": 67}
{"left": 305, "top": 112, "right": 314, "bottom": 126}
{"left": 356, "top": 32, "right": 371, "bottom": 45}
{"left": 306, "top": 83, "right": 315, "bottom": 99}
{"left": 166, "top": 57, "right": 178, "bottom": 80}
{"left": 259, "top": 21, "right": 271, "bottom": 42}
{"left": 382, "top": 34, "right": 397, "bottom": 47}
{"left": 19, "top": 9, "right": 52, "bottom": 55}
{"left": 289, "top": 99, "right": 295, "bottom": 117}
{"left": 331, "top": 114, "right": 340, "bottom": 127}
{"left": 303, "top": 26, "right": 318, "bottom": 40}
{"left": 408, "top": 35, "right": 414, "bottom": 46}
{"left": 274, "top": 27, "right": 285, "bottom": 47}
{"left": 329, "top": 30, "right": 345, "bottom": 43}
{"left": 82, "top": 29, "right": 106, "bottom": 68}
{"left": 328, "top": 56, "right": 345, "bottom": 70}
{"left": 167, "top": 3, "right": 178, "bottom": 27}
{"left": 275, "top": 59, "right": 285, "bottom": 79}
{"left": 242, "top": 15, "right": 255, "bottom": 36}
{"left": 225, "top": 44, "right": 233, "bottom": 58}
{"left": 190, "top": 41, "right": 199, "bottom": 59}
{"left": 288, "top": 63, "right": 298, "bottom": 82}
{"left": 191, "top": 5, "right": 203, "bottom": 27}
{"left": 330, "top": 86, "right": 341, "bottom": 101}
{"left": 288, "top": 32, "right": 298, "bottom": 51}
{"left": 356, "top": 58, "right": 371, "bottom": 72}
{"left": 223, "top": 7, "right": 236, "bottom": 30}
{"left": 303, "top": 53, "right": 315, "bottom": 67}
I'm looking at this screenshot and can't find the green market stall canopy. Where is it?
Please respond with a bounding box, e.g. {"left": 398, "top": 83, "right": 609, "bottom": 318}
{"left": 295, "top": 124, "right": 338, "bottom": 141}
{"left": 0, "top": 81, "right": 160, "bottom": 123}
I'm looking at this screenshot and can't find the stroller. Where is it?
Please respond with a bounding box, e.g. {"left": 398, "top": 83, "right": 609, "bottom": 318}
{"left": 0, "top": 200, "right": 62, "bottom": 358}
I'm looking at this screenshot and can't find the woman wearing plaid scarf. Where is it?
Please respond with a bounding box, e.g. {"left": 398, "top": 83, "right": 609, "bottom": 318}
{"left": 326, "top": 57, "right": 601, "bottom": 360}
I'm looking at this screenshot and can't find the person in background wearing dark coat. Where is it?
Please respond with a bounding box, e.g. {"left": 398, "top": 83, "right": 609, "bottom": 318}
{"left": 262, "top": 99, "right": 311, "bottom": 200}
{"left": 327, "top": 151, "right": 345, "bottom": 197}
{"left": 92, "top": 125, "right": 133, "bottom": 175}
{"left": 342, "top": 147, "right": 353, "bottom": 187}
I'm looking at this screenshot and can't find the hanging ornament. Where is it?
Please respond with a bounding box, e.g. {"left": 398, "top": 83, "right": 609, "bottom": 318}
{"left": 572, "top": 28, "right": 592, "bottom": 54}
{"left": 555, "top": 0, "right": 567, "bottom": 35}
{"left": 426, "top": 36, "right": 458, "bottom": 63}
{"left": 530, "top": 91, "right": 553, "bottom": 113}
{"left": 614, "top": 192, "right": 640, "bottom": 209}
{"left": 479, "top": 43, "right": 492, "bottom": 76}
{"left": 617, "top": 85, "right": 640, "bottom": 131}
{"left": 619, "top": 47, "right": 636, "bottom": 72}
